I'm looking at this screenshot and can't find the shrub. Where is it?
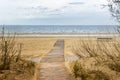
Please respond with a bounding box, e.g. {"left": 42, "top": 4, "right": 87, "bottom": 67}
{"left": 71, "top": 61, "right": 110, "bottom": 80}
{"left": 0, "top": 27, "right": 22, "bottom": 70}
{"left": 72, "top": 61, "right": 90, "bottom": 80}
{"left": 89, "top": 70, "right": 110, "bottom": 80}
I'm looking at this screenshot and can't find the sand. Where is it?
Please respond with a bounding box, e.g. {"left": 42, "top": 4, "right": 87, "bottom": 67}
{"left": 15, "top": 37, "right": 57, "bottom": 58}
{"left": 7, "top": 36, "right": 120, "bottom": 80}
{"left": 14, "top": 36, "right": 117, "bottom": 58}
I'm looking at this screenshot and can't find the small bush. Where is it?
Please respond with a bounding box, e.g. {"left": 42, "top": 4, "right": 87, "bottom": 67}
{"left": 0, "top": 27, "right": 36, "bottom": 80}
{"left": 73, "top": 62, "right": 88, "bottom": 78}
{"left": 108, "top": 62, "right": 120, "bottom": 72}
{"left": 0, "top": 27, "right": 22, "bottom": 70}
{"left": 89, "top": 70, "right": 110, "bottom": 80}
{"left": 72, "top": 61, "right": 90, "bottom": 80}
{"left": 72, "top": 61, "right": 110, "bottom": 80}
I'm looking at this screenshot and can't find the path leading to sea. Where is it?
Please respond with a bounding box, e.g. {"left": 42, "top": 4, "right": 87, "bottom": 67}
{"left": 37, "top": 40, "right": 74, "bottom": 80}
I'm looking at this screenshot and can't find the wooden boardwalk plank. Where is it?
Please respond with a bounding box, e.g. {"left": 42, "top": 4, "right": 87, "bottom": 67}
{"left": 37, "top": 40, "right": 74, "bottom": 80}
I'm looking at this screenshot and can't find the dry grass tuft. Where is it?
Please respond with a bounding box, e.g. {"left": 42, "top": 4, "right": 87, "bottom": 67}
{"left": 0, "top": 27, "right": 36, "bottom": 80}
{"left": 71, "top": 61, "right": 110, "bottom": 80}
{"left": 66, "top": 36, "right": 120, "bottom": 80}
{"left": 0, "top": 27, "right": 22, "bottom": 70}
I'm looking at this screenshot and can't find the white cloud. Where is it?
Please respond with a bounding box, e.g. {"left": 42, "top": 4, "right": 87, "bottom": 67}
{"left": 0, "top": 0, "right": 117, "bottom": 25}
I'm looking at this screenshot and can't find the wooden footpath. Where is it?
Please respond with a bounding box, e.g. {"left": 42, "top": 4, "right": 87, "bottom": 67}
{"left": 37, "top": 40, "right": 74, "bottom": 80}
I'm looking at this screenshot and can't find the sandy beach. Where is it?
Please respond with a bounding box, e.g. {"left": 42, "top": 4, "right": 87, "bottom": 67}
{"left": 15, "top": 37, "right": 57, "bottom": 58}
{"left": 14, "top": 36, "right": 118, "bottom": 58}
{"left": 0, "top": 0, "right": 119, "bottom": 79}
{"left": 1, "top": 36, "right": 120, "bottom": 80}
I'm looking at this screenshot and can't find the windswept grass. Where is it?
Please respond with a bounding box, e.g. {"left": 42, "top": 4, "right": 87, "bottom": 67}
{"left": 71, "top": 60, "right": 110, "bottom": 80}
{"left": 0, "top": 27, "right": 22, "bottom": 70}
{"left": 65, "top": 36, "right": 120, "bottom": 80}
{"left": 0, "top": 28, "right": 36, "bottom": 80}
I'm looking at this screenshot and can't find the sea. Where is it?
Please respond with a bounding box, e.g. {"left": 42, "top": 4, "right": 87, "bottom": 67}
{"left": 0, "top": 25, "right": 119, "bottom": 37}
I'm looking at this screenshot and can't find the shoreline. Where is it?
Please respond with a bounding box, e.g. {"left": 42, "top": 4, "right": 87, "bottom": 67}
{"left": 0, "top": 33, "right": 119, "bottom": 37}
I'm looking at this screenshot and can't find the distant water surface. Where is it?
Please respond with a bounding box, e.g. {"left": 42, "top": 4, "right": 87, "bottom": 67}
{"left": 0, "top": 25, "right": 119, "bottom": 36}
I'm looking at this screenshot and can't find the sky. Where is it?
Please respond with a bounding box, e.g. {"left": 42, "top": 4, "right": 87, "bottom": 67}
{"left": 0, "top": 0, "right": 119, "bottom": 25}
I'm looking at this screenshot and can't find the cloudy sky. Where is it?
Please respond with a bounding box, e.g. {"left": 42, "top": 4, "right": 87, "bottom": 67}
{"left": 0, "top": 0, "right": 118, "bottom": 25}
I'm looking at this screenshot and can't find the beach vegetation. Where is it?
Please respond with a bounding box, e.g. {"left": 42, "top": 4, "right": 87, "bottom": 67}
{"left": 0, "top": 27, "right": 36, "bottom": 80}
{"left": 68, "top": 36, "right": 120, "bottom": 80}
{"left": 107, "top": 0, "right": 120, "bottom": 23}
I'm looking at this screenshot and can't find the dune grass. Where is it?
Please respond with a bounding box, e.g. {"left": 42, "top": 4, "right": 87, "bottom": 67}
{"left": 65, "top": 37, "right": 120, "bottom": 80}
{"left": 71, "top": 61, "right": 110, "bottom": 80}
{"left": 0, "top": 28, "right": 36, "bottom": 80}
